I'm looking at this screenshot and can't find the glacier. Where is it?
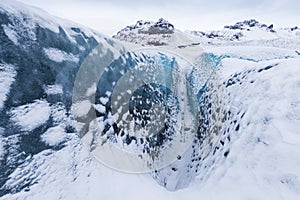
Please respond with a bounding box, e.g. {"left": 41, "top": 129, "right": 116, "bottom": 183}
{"left": 0, "top": 0, "right": 300, "bottom": 199}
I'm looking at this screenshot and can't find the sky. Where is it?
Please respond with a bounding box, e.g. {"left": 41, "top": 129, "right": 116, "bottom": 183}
{"left": 18, "top": 0, "right": 300, "bottom": 36}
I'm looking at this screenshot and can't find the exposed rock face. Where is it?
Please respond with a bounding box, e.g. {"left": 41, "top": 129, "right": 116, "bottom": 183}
{"left": 113, "top": 18, "right": 175, "bottom": 46}
{"left": 224, "top": 19, "right": 275, "bottom": 32}
{"left": 115, "top": 18, "right": 174, "bottom": 35}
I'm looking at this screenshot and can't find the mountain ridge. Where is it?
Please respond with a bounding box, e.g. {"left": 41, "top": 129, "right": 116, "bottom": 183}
{"left": 113, "top": 18, "right": 300, "bottom": 49}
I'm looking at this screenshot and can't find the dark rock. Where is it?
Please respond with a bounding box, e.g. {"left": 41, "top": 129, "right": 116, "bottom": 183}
{"left": 114, "top": 18, "right": 174, "bottom": 37}
{"left": 224, "top": 19, "right": 273, "bottom": 32}
{"left": 291, "top": 26, "right": 298, "bottom": 31}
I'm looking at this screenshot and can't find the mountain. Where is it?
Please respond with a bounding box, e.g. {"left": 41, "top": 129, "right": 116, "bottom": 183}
{"left": 1, "top": 1, "right": 300, "bottom": 199}
{"left": 186, "top": 19, "right": 300, "bottom": 49}
{"left": 113, "top": 18, "right": 175, "bottom": 46}
{"left": 112, "top": 18, "right": 199, "bottom": 48}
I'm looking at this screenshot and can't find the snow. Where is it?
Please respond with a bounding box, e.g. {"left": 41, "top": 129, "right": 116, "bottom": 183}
{"left": 186, "top": 24, "right": 300, "bottom": 51}
{"left": 44, "top": 84, "right": 63, "bottom": 95}
{"left": 85, "top": 83, "right": 97, "bottom": 97}
{"left": 218, "top": 58, "right": 255, "bottom": 78}
{"left": 114, "top": 22, "right": 200, "bottom": 53}
{"left": 99, "top": 97, "right": 109, "bottom": 105}
{"left": 4, "top": 49, "right": 300, "bottom": 199}
{"left": 0, "top": 128, "right": 4, "bottom": 160}
{"left": 43, "top": 48, "right": 79, "bottom": 63}
{"left": 206, "top": 46, "right": 300, "bottom": 61}
{"left": 0, "top": 63, "right": 17, "bottom": 110}
{"left": 190, "top": 58, "right": 300, "bottom": 200}
{"left": 0, "top": 0, "right": 59, "bottom": 34}
{"left": 93, "top": 104, "right": 106, "bottom": 114}
{"left": 1, "top": 139, "right": 169, "bottom": 200}
{"left": 72, "top": 100, "right": 92, "bottom": 118}
{"left": 0, "top": 141, "right": 3, "bottom": 160}
{"left": 41, "top": 126, "right": 67, "bottom": 146}
{"left": 242, "top": 28, "right": 279, "bottom": 40}
{"left": 1, "top": 1, "right": 300, "bottom": 199}
{"left": 50, "top": 103, "right": 70, "bottom": 126}
{"left": 0, "top": 0, "right": 105, "bottom": 43}
{"left": 10, "top": 100, "right": 51, "bottom": 131}
{"left": 2, "top": 24, "right": 19, "bottom": 45}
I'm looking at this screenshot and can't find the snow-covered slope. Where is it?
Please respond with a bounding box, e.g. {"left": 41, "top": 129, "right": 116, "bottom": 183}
{"left": 112, "top": 18, "right": 300, "bottom": 193}
{"left": 1, "top": 1, "right": 300, "bottom": 200}
{"left": 112, "top": 18, "right": 204, "bottom": 64}
{"left": 113, "top": 18, "right": 198, "bottom": 48}
{"left": 2, "top": 50, "right": 300, "bottom": 200}
{"left": 186, "top": 19, "right": 300, "bottom": 50}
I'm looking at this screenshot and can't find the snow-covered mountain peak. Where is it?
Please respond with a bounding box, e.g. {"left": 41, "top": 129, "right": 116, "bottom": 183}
{"left": 114, "top": 18, "right": 174, "bottom": 36}
{"left": 113, "top": 18, "right": 299, "bottom": 50}
{"left": 224, "top": 19, "right": 275, "bottom": 32}
{"left": 185, "top": 19, "right": 300, "bottom": 49}
{"left": 186, "top": 19, "right": 276, "bottom": 42}
{"left": 112, "top": 18, "right": 191, "bottom": 47}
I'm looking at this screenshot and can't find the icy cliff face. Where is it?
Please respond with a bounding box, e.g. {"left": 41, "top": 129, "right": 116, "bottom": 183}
{"left": 112, "top": 17, "right": 300, "bottom": 192}
{"left": 0, "top": 0, "right": 121, "bottom": 196}
{"left": 1, "top": 0, "right": 300, "bottom": 199}
{"left": 0, "top": 1, "right": 211, "bottom": 195}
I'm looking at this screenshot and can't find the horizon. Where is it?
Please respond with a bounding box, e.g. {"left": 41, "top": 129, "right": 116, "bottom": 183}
{"left": 17, "top": 0, "right": 300, "bottom": 36}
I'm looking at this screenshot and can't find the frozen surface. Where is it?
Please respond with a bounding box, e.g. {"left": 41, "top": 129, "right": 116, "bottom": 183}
{"left": 0, "top": 63, "right": 16, "bottom": 109}
{"left": 10, "top": 100, "right": 51, "bottom": 132}
{"left": 0, "top": 141, "right": 3, "bottom": 161}
{"left": 206, "top": 46, "right": 300, "bottom": 61}
{"left": 44, "top": 84, "right": 63, "bottom": 95}
{"left": 43, "top": 48, "right": 79, "bottom": 63}
{"left": 72, "top": 100, "right": 92, "bottom": 118}
{"left": 2, "top": 25, "right": 19, "bottom": 45}
{"left": 41, "top": 126, "right": 67, "bottom": 146}
{"left": 3, "top": 57, "right": 300, "bottom": 200}
{"left": 192, "top": 58, "right": 300, "bottom": 200}
{"left": 1, "top": 0, "right": 300, "bottom": 199}
{"left": 0, "top": 128, "right": 4, "bottom": 161}
{"left": 0, "top": 0, "right": 104, "bottom": 41}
